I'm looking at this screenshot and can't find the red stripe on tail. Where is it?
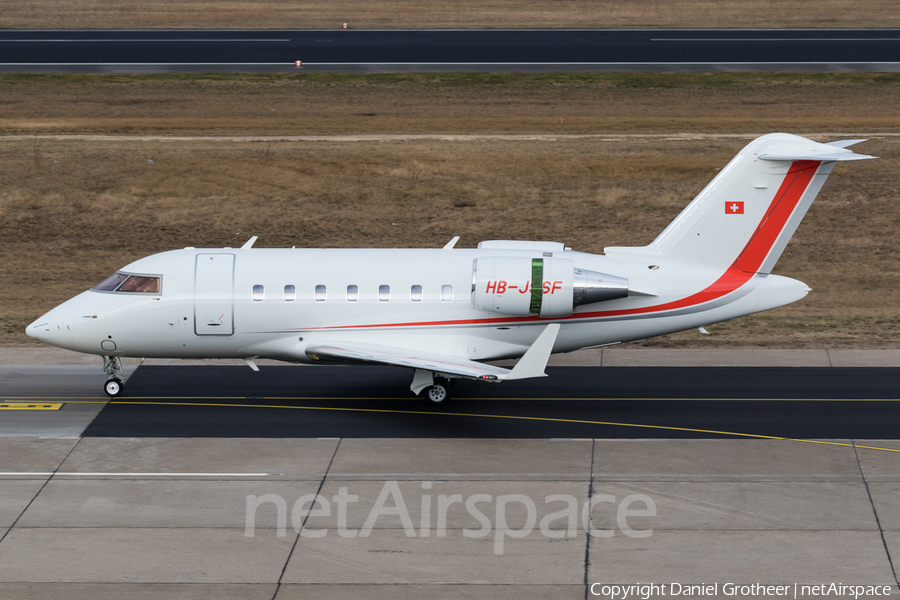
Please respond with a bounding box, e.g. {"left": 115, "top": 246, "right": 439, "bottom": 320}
{"left": 733, "top": 160, "right": 820, "bottom": 274}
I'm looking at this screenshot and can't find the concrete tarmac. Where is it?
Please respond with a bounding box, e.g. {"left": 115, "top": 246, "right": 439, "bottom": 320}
{"left": 0, "top": 365, "right": 136, "bottom": 438}
{"left": 0, "top": 436, "right": 897, "bottom": 598}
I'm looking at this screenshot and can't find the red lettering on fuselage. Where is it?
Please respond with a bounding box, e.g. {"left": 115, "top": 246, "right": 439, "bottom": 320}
{"left": 486, "top": 280, "right": 562, "bottom": 294}
{"left": 540, "top": 280, "right": 564, "bottom": 294}
{"left": 485, "top": 280, "right": 508, "bottom": 294}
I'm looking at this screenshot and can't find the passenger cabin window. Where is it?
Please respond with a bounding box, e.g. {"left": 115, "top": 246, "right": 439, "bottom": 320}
{"left": 379, "top": 285, "right": 390, "bottom": 302}
{"left": 92, "top": 272, "right": 160, "bottom": 294}
{"left": 441, "top": 285, "right": 453, "bottom": 302}
{"left": 347, "top": 285, "right": 358, "bottom": 302}
{"left": 283, "top": 285, "right": 295, "bottom": 302}
{"left": 252, "top": 285, "right": 264, "bottom": 302}
{"left": 315, "top": 285, "right": 326, "bottom": 302}
{"left": 410, "top": 285, "right": 423, "bottom": 302}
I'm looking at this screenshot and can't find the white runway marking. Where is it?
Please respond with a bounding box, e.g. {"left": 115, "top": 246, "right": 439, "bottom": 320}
{"left": 0, "top": 62, "right": 290, "bottom": 66}
{"left": 0, "top": 39, "right": 290, "bottom": 43}
{"left": 2, "top": 133, "right": 899, "bottom": 142}
{"left": 0, "top": 472, "right": 274, "bottom": 476}
{"left": 652, "top": 38, "right": 900, "bottom": 42}
{"left": 3, "top": 61, "right": 900, "bottom": 66}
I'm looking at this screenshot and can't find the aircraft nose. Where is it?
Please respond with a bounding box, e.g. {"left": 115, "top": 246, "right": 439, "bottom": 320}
{"left": 26, "top": 312, "right": 52, "bottom": 342}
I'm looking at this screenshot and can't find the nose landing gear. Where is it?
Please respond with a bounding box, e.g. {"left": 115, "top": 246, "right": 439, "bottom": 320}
{"left": 104, "top": 378, "right": 124, "bottom": 398}
{"left": 102, "top": 356, "right": 125, "bottom": 398}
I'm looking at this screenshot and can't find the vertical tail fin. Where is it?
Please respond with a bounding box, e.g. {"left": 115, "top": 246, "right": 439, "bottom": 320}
{"left": 604, "top": 133, "right": 875, "bottom": 274}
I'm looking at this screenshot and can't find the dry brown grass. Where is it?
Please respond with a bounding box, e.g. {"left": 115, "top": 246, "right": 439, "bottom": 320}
{"left": 2, "top": 135, "right": 898, "bottom": 348}
{"left": 2, "top": 73, "right": 899, "bottom": 348}
{"left": 3, "top": 73, "right": 900, "bottom": 137}
{"left": 1, "top": 0, "right": 898, "bottom": 29}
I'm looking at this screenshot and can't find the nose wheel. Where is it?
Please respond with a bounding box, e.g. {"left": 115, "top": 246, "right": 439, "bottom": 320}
{"left": 104, "top": 378, "right": 124, "bottom": 398}
{"left": 102, "top": 356, "right": 126, "bottom": 398}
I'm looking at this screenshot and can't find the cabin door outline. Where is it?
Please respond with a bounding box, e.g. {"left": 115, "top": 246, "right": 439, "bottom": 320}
{"left": 194, "top": 253, "right": 235, "bottom": 336}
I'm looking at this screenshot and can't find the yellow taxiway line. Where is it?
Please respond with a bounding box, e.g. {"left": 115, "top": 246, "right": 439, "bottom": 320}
{"left": 102, "top": 399, "right": 900, "bottom": 455}
{"left": 5, "top": 396, "right": 900, "bottom": 402}
{"left": 0, "top": 403, "right": 63, "bottom": 410}
{"left": 2, "top": 395, "right": 897, "bottom": 454}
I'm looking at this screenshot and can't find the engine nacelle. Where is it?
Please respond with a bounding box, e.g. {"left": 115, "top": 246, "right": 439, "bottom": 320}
{"left": 471, "top": 257, "right": 628, "bottom": 317}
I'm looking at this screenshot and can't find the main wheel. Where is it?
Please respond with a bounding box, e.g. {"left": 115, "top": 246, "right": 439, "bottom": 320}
{"left": 424, "top": 383, "right": 450, "bottom": 405}
{"left": 104, "top": 378, "right": 124, "bottom": 398}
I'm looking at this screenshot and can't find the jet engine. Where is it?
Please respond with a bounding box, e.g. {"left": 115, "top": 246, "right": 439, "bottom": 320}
{"left": 471, "top": 257, "right": 628, "bottom": 317}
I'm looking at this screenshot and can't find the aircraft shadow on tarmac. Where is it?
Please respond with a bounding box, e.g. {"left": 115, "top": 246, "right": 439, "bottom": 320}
{"left": 80, "top": 365, "right": 900, "bottom": 439}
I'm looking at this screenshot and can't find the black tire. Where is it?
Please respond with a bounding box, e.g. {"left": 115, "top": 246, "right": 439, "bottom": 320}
{"left": 104, "top": 378, "right": 124, "bottom": 398}
{"left": 424, "top": 383, "right": 450, "bottom": 405}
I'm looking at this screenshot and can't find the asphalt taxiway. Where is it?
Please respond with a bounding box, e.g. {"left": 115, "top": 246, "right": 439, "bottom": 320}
{"left": 2, "top": 359, "right": 900, "bottom": 439}
{"left": 78, "top": 365, "right": 900, "bottom": 439}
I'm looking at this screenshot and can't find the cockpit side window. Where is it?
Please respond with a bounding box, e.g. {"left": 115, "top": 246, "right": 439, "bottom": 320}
{"left": 118, "top": 276, "right": 160, "bottom": 293}
{"left": 92, "top": 272, "right": 161, "bottom": 294}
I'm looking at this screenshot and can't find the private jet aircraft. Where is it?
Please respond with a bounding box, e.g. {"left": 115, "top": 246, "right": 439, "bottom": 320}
{"left": 26, "top": 134, "right": 874, "bottom": 403}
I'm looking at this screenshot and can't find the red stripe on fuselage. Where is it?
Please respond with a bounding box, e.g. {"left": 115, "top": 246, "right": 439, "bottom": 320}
{"left": 293, "top": 161, "right": 820, "bottom": 332}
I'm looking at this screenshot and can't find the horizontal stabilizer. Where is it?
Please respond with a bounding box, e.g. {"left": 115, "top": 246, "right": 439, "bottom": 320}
{"left": 760, "top": 136, "right": 876, "bottom": 162}
{"left": 826, "top": 139, "right": 868, "bottom": 149}
{"left": 760, "top": 151, "right": 875, "bottom": 162}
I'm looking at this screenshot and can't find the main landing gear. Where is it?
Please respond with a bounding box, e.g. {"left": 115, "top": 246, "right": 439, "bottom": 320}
{"left": 102, "top": 356, "right": 125, "bottom": 398}
{"left": 423, "top": 381, "right": 451, "bottom": 405}
{"left": 411, "top": 369, "right": 454, "bottom": 405}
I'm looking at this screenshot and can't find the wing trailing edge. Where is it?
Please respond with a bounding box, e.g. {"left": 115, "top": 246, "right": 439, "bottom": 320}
{"left": 305, "top": 323, "right": 561, "bottom": 384}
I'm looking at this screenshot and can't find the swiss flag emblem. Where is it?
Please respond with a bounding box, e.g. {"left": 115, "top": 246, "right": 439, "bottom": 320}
{"left": 726, "top": 201, "right": 745, "bottom": 214}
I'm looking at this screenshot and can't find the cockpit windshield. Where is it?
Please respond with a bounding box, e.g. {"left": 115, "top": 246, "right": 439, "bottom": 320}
{"left": 92, "top": 272, "right": 161, "bottom": 294}
{"left": 93, "top": 273, "right": 129, "bottom": 291}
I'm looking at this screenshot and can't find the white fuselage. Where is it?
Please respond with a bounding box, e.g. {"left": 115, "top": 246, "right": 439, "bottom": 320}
{"left": 28, "top": 244, "right": 809, "bottom": 363}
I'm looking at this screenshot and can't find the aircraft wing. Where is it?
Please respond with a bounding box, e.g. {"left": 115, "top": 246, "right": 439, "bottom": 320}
{"left": 305, "top": 323, "right": 560, "bottom": 383}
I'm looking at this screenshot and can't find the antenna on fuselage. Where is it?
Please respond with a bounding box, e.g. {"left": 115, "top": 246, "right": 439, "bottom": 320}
{"left": 241, "top": 236, "right": 258, "bottom": 249}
